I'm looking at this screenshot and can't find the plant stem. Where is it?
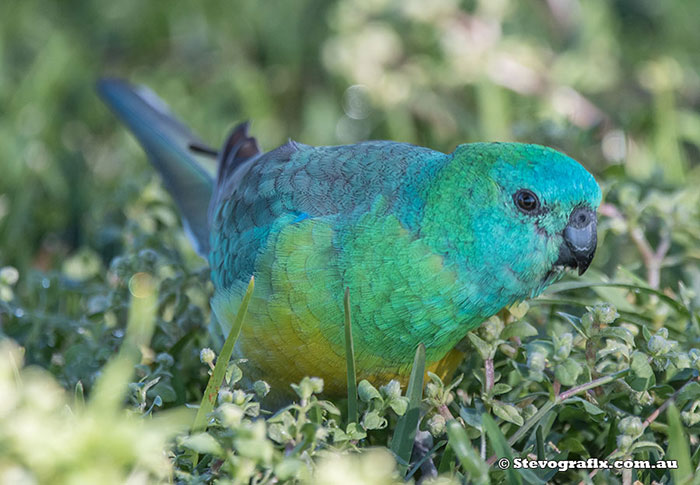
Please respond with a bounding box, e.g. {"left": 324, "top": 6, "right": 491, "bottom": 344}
{"left": 485, "top": 357, "right": 495, "bottom": 394}
{"left": 641, "top": 378, "right": 695, "bottom": 430}
{"left": 438, "top": 404, "right": 455, "bottom": 422}
{"left": 557, "top": 368, "right": 629, "bottom": 401}
{"left": 599, "top": 203, "right": 671, "bottom": 289}
{"left": 486, "top": 367, "right": 631, "bottom": 465}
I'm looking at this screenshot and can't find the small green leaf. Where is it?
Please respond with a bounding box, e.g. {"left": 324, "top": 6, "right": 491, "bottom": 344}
{"left": 555, "top": 359, "right": 583, "bottom": 387}
{"left": 180, "top": 433, "right": 224, "bottom": 456}
{"left": 380, "top": 380, "right": 402, "bottom": 400}
{"left": 388, "top": 396, "right": 409, "bottom": 416}
{"left": 558, "top": 437, "right": 589, "bottom": 457}
{"left": 460, "top": 406, "right": 483, "bottom": 431}
{"left": 492, "top": 383, "right": 512, "bottom": 396}
{"left": 268, "top": 422, "right": 293, "bottom": 444}
{"left": 151, "top": 382, "right": 177, "bottom": 403}
{"left": 445, "top": 373, "right": 465, "bottom": 393}
{"left": 427, "top": 371, "right": 443, "bottom": 386}
{"left": 502, "top": 320, "right": 538, "bottom": 339}
{"left": 630, "top": 440, "right": 665, "bottom": 454}
{"left": 626, "top": 351, "right": 655, "bottom": 391}
{"left": 599, "top": 326, "right": 635, "bottom": 347}
{"left": 507, "top": 301, "right": 530, "bottom": 319}
{"left": 567, "top": 397, "right": 605, "bottom": 416}
{"left": 345, "top": 422, "right": 366, "bottom": 440}
{"left": 316, "top": 400, "right": 342, "bottom": 416}
{"left": 597, "top": 339, "right": 630, "bottom": 361}
{"left": 357, "top": 379, "right": 382, "bottom": 402}
{"left": 225, "top": 362, "right": 242, "bottom": 385}
{"left": 557, "top": 312, "right": 588, "bottom": 339}
{"left": 291, "top": 376, "right": 324, "bottom": 400}
{"left": 467, "top": 333, "right": 492, "bottom": 360}
{"left": 362, "top": 410, "right": 388, "bottom": 430}
{"left": 492, "top": 401, "right": 524, "bottom": 426}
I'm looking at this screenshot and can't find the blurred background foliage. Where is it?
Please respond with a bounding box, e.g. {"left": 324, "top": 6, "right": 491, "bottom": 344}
{"left": 2, "top": 0, "right": 700, "bottom": 271}
{"left": 1, "top": 0, "right": 700, "bottom": 483}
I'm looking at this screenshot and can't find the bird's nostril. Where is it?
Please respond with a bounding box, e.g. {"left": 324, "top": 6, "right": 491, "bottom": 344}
{"left": 570, "top": 207, "right": 594, "bottom": 228}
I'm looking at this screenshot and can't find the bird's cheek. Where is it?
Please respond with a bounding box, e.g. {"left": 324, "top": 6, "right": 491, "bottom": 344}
{"left": 509, "top": 238, "right": 547, "bottom": 279}
{"left": 529, "top": 234, "right": 560, "bottom": 280}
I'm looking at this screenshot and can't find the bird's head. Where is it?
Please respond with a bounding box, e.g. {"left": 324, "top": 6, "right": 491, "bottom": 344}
{"left": 420, "top": 142, "right": 602, "bottom": 309}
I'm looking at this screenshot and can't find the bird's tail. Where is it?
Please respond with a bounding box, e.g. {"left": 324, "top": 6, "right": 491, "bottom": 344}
{"left": 97, "top": 78, "right": 214, "bottom": 257}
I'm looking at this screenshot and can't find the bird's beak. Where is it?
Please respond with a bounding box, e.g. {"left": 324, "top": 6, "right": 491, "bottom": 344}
{"left": 555, "top": 207, "right": 597, "bottom": 275}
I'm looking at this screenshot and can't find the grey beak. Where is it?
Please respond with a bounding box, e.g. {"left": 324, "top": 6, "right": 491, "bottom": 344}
{"left": 556, "top": 207, "right": 597, "bottom": 275}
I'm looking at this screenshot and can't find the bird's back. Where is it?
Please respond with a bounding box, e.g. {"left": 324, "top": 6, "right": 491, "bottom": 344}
{"left": 209, "top": 139, "right": 444, "bottom": 289}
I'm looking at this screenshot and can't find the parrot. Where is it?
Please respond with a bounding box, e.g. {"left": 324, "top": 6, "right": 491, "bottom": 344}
{"left": 97, "top": 79, "right": 601, "bottom": 398}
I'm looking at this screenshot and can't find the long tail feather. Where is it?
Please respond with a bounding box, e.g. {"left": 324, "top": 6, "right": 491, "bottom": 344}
{"left": 97, "top": 78, "right": 213, "bottom": 257}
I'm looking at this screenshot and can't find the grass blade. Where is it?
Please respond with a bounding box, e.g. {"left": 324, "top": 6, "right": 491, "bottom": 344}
{"left": 666, "top": 403, "right": 693, "bottom": 484}
{"left": 343, "top": 287, "right": 358, "bottom": 424}
{"left": 437, "top": 443, "right": 456, "bottom": 474}
{"left": 535, "top": 425, "right": 545, "bottom": 460}
{"left": 446, "top": 420, "right": 489, "bottom": 485}
{"left": 391, "top": 342, "right": 426, "bottom": 475}
{"left": 482, "top": 413, "right": 522, "bottom": 485}
{"left": 545, "top": 281, "right": 688, "bottom": 315}
{"left": 192, "top": 276, "right": 254, "bottom": 433}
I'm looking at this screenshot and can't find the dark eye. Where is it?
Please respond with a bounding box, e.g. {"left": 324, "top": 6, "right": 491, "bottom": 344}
{"left": 514, "top": 189, "right": 540, "bottom": 213}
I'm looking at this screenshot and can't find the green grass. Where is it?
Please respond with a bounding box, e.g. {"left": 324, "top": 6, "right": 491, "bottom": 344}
{"left": 192, "top": 276, "right": 255, "bottom": 435}
{"left": 390, "top": 343, "right": 425, "bottom": 476}
{"left": 343, "top": 287, "right": 358, "bottom": 424}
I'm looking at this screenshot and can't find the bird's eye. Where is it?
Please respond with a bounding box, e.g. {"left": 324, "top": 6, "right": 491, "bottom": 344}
{"left": 514, "top": 189, "right": 540, "bottom": 214}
